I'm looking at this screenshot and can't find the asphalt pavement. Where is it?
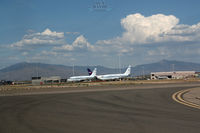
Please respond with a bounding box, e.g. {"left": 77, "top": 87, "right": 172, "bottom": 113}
{"left": 0, "top": 83, "right": 200, "bottom": 133}
{"left": 183, "top": 87, "right": 200, "bottom": 106}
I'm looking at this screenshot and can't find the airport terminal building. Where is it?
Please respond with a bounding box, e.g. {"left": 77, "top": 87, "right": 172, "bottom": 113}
{"left": 151, "top": 71, "right": 196, "bottom": 80}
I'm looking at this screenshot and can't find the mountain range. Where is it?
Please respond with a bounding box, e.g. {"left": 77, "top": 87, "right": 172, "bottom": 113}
{"left": 1, "top": 60, "right": 200, "bottom": 81}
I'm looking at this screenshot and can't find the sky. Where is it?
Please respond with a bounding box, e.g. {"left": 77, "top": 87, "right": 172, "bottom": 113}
{"left": 1, "top": 0, "right": 200, "bottom": 68}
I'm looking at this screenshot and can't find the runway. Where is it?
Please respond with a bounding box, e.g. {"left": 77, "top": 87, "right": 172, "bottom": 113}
{"left": 0, "top": 84, "right": 200, "bottom": 133}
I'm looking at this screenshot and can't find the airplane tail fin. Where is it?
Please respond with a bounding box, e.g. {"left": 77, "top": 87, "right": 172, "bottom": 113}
{"left": 87, "top": 68, "right": 92, "bottom": 75}
{"left": 124, "top": 65, "right": 131, "bottom": 76}
{"left": 90, "top": 68, "right": 97, "bottom": 77}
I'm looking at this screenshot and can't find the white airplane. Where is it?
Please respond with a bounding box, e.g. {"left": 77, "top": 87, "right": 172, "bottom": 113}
{"left": 67, "top": 68, "right": 97, "bottom": 82}
{"left": 96, "top": 65, "right": 131, "bottom": 81}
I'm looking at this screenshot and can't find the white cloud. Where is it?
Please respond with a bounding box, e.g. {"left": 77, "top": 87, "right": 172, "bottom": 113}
{"left": 97, "top": 13, "right": 200, "bottom": 45}
{"left": 6, "top": 13, "right": 200, "bottom": 67}
{"left": 40, "top": 28, "right": 64, "bottom": 38}
{"left": 54, "top": 35, "right": 94, "bottom": 51}
{"left": 73, "top": 35, "right": 93, "bottom": 48}
{"left": 41, "top": 50, "right": 59, "bottom": 56}
{"left": 121, "top": 13, "right": 179, "bottom": 43}
{"left": 165, "top": 23, "right": 200, "bottom": 41}
{"left": 10, "top": 28, "right": 64, "bottom": 48}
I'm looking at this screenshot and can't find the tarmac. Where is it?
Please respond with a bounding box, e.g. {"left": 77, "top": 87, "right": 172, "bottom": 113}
{"left": 182, "top": 87, "right": 200, "bottom": 106}
{"left": 0, "top": 83, "right": 200, "bottom": 133}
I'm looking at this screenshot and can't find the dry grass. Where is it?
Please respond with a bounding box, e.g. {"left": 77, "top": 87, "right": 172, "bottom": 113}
{"left": 0, "top": 78, "right": 200, "bottom": 92}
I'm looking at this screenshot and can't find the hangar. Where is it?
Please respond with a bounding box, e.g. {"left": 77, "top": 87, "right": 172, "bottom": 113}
{"left": 151, "top": 71, "right": 196, "bottom": 80}
{"left": 32, "top": 76, "right": 61, "bottom": 85}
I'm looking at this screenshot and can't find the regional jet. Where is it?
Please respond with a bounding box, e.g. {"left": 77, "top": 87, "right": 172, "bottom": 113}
{"left": 96, "top": 65, "right": 131, "bottom": 81}
{"left": 67, "top": 68, "right": 97, "bottom": 82}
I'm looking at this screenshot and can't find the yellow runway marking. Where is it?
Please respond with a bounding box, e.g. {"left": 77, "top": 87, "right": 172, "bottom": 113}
{"left": 172, "top": 88, "right": 200, "bottom": 110}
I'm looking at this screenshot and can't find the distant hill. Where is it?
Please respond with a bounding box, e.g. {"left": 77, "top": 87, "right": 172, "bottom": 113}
{"left": 0, "top": 62, "right": 71, "bottom": 81}
{"left": 0, "top": 62, "right": 117, "bottom": 81}
{"left": 1, "top": 60, "right": 200, "bottom": 81}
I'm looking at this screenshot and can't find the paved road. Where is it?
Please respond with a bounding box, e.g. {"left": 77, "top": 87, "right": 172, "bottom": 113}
{"left": 0, "top": 84, "right": 200, "bottom": 133}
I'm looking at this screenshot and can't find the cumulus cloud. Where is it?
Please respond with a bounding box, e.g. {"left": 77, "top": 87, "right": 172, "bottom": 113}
{"left": 165, "top": 23, "right": 200, "bottom": 41}
{"left": 7, "top": 13, "right": 200, "bottom": 66}
{"left": 54, "top": 35, "right": 94, "bottom": 51}
{"left": 10, "top": 28, "right": 64, "bottom": 47}
{"left": 97, "top": 13, "right": 200, "bottom": 45}
{"left": 121, "top": 13, "right": 179, "bottom": 43}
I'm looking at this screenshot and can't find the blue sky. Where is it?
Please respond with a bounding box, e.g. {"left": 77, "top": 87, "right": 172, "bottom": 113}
{"left": 1, "top": 0, "right": 200, "bottom": 68}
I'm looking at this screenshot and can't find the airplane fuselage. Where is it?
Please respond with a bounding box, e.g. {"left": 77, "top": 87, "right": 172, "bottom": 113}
{"left": 68, "top": 75, "right": 94, "bottom": 82}
{"left": 97, "top": 73, "right": 128, "bottom": 80}
{"left": 96, "top": 65, "right": 131, "bottom": 81}
{"left": 67, "top": 68, "right": 97, "bottom": 82}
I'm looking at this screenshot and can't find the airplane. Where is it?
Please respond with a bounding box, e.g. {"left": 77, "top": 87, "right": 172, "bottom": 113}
{"left": 87, "top": 68, "right": 92, "bottom": 75}
{"left": 67, "top": 68, "right": 97, "bottom": 82}
{"left": 96, "top": 65, "right": 131, "bottom": 81}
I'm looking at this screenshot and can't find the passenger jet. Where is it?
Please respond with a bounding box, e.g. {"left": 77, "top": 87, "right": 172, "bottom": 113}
{"left": 67, "top": 68, "right": 97, "bottom": 82}
{"left": 87, "top": 65, "right": 131, "bottom": 81}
